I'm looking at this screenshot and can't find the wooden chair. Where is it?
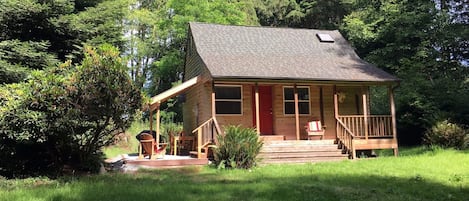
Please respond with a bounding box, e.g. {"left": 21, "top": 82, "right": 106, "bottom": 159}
{"left": 138, "top": 133, "right": 167, "bottom": 159}
{"left": 305, "top": 120, "right": 325, "bottom": 140}
{"left": 170, "top": 135, "right": 195, "bottom": 156}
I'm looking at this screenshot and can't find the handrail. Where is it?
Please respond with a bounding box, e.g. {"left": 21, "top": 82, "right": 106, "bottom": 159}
{"left": 337, "top": 119, "right": 355, "bottom": 137}
{"left": 338, "top": 115, "right": 392, "bottom": 118}
{"left": 336, "top": 118, "right": 356, "bottom": 159}
{"left": 192, "top": 118, "right": 213, "bottom": 133}
{"left": 212, "top": 117, "right": 222, "bottom": 136}
{"left": 192, "top": 117, "right": 222, "bottom": 158}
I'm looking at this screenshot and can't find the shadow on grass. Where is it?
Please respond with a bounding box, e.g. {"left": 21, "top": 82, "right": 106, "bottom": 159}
{"left": 47, "top": 166, "right": 468, "bottom": 201}
{"left": 376, "top": 146, "right": 469, "bottom": 157}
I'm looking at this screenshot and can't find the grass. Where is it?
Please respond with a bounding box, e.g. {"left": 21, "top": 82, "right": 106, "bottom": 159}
{"left": 102, "top": 121, "right": 146, "bottom": 158}
{"left": 1, "top": 147, "right": 468, "bottom": 201}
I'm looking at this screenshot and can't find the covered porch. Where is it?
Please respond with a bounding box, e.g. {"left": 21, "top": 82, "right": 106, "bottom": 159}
{"left": 211, "top": 81, "right": 399, "bottom": 159}
{"left": 334, "top": 85, "right": 399, "bottom": 159}
{"left": 145, "top": 77, "right": 399, "bottom": 160}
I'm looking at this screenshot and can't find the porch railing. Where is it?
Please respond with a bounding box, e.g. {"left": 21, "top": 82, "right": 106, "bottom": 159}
{"left": 338, "top": 115, "right": 393, "bottom": 139}
{"left": 336, "top": 118, "right": 355, "bottom": 159}
{"left": 192, "top": 117, "right": 222, "bottom": 158}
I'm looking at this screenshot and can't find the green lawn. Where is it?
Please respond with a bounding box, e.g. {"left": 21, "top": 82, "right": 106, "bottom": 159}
{"left": 102, "top": 121, "right": 146, "bottom": 158}
{"left": 1, "top": 147, "right": 468, "bottom": 201}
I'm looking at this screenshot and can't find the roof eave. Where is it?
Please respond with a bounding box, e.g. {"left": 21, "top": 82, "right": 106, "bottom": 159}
{"left": 212, "top": 75, "right": 400, "bottom": 86}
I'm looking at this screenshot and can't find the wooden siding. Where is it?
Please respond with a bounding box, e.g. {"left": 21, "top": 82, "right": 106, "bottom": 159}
{"left": 183, "top": 34, "right": 212, "bottom": 135}
{"left": 337, "top": 86, "right": 364, "bottom": 115}
{"left": 322, "top": 86, "right": 337, "bottom": 140}
{"left": 183, "top": 82, "right": 212, "bottom": 135}
{"left": 184, "top": 35, "right": 209, "bottom": 80}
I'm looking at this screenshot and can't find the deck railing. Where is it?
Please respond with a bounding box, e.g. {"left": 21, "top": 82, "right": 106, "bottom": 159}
{"left": 338, "top": 115, "right": 393, "bottom": 139}
{"left": 192, "top": 117, "right": 222, "bottom": 158}
{"left": 336, "top": 118, "right": 355, "bottom": 159}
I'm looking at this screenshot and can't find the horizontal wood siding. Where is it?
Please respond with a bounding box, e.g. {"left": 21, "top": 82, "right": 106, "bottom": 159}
{"left": 322, "top": 86, "right": 337, "bottom": 140}
{"left": 183, "top": 82, "right": 212, "bottom": 136}
{"left": 184, "top": 35, "right": 208, "bottom": 80}
{"left": 337, "top": 86, "right": 363, "bottom": 115}
{"left": 183, "top": 33, "right": 212, "bottom": 135}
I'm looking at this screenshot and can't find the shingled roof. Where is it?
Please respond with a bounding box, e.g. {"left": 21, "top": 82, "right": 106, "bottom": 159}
{"left": 189, "top": 22, "right": 399, "bottom": 82}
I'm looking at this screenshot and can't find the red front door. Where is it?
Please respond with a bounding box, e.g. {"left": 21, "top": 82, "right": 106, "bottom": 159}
{"left": 252, "top": 86, "right": 273, "bottom": 135}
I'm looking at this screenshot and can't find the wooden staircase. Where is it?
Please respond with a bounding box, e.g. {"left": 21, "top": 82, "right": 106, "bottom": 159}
{"left": 258, "top": 140, "right": 349, "bottom": 164}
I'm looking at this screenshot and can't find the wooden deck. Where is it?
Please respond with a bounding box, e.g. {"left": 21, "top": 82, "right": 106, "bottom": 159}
{"left": 353, "top": 138, "right": 398, "bottom": 150}
{"left": 108, "top": 155, "right": 209, "bottom": 170}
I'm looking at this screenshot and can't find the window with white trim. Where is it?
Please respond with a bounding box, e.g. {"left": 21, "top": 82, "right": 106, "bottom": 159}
{"left": 214, "top": 85, "right": 242, "bottom": 115}
{"left": 284, "top": 86, "right": 310, "bottom": 115}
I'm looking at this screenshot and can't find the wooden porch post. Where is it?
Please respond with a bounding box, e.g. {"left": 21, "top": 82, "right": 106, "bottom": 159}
{"left": 362, "top": 87, "right": 369, "bottom": 141}
{"left": 319, "top": 86, "right": 324, "bottom": 124}
{"left": 333, "top": 86, "right": 339, "bottom": 117}
{"left": 149, "top": 109, "right": 153, "bottom": 135}
{"left": 255, "top": 83, "right": 260, "bottom": 135}
{"left": 156, "top": 102, "right": 161, "bottom": 145}
{"left": 333, "top": 86, "right": 339, "bottom": 139}
{"left": 389, "top": 86, "right": 398, "bottom": 156}
{"left": 294, "top": 84, "right": 300, "bottom": 140}
{"left": 211, "top": 87, "right": 216, "bottom": 119}
{"left": 211, "top": 84, "right": 216, "bottom": 142}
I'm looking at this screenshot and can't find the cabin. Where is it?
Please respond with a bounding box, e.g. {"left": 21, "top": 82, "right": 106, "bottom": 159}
{"left": 149, "top": 22, "right": 399, "bottom": 160}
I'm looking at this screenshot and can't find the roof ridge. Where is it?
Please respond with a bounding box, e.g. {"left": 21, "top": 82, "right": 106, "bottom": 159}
{"left": 188, "top": 21, "right": 339, "bottom": 32}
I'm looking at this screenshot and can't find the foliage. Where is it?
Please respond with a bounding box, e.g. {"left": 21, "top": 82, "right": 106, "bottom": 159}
{"left": 423, "top": 120, "right": 469, "bottom": 149}
{"left": 0, "top": 40, "right": 58, "bottom": 84}
{"left": 0, "top": 45, "right": 142, "bottom": 178}
{"left": 0, "top": 0, "right": 127, "bottom": 83}
{"left": 52, "top": 0, "right": 129, "bottom": 60}
{"left": 256, "top": 0, "right": 350, "bottom": 29}
{"left": 341, "top": 0, "right": 469, "bottom": 145}
{"left": 214, "top": 125, "right": 263, "bottom": 169}
{"left": 1, "top": 147, "right": 469, "bottom": 201}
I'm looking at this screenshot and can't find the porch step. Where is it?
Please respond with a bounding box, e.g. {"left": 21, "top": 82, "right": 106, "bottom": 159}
{"left": 258, "top": 140, "right": 348, "bottom": 164}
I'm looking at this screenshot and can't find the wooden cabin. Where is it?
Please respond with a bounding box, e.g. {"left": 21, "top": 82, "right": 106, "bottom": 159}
{"left": 149, "top": 22, "right": 399, "bottom": 159}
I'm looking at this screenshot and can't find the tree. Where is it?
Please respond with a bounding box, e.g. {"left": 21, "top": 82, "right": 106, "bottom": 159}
{"left": 0, "top": 45, "right": 142, "bottom": 178}
{"left": 0, "top": 0, "right": 127, "bottom": 84}
{"left": 256, "top": 0, "right": 303, "bottom": 27}
{"left": 124, "top": 0, "right": 167, "bottom": 90}
{"left": 341, "top": 0, "right": 468, "bottom": 145}
{"left": 121, "top": 0, "right": 259, "bottom": 121}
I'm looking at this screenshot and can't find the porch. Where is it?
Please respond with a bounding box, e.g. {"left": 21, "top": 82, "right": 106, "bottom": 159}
{"left": 145, "top": 77, "right": 398, "bottom": 161}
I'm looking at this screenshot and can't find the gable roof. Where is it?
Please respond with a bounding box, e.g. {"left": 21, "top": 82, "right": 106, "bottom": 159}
{"left": 188, "top": 22, "right": 399, "bottom": 83}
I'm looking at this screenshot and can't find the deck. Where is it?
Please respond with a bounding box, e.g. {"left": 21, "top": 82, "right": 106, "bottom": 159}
{"left": 105, "top": 154, "right": 209, "bottom": 171}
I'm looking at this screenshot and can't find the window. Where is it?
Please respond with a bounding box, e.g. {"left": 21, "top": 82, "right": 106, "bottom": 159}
{"left": 284, "top": 86, "right": 310, "bottom": 115}
{"left": 215, "top": 85, "right": 242, "bottom": 115}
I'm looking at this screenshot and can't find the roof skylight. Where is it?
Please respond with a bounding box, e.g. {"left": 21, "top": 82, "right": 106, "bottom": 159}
{"left": 316, "top": 33, "right": 334, "bottom": 43}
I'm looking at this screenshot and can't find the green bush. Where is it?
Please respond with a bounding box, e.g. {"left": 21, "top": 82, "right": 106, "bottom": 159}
{"left": 423, "top": 120, "right": 469, "bottom": 149}
{"left": 214, "top": 125, "right": 263, "bottom": 169}
{"left": 0, "top": 44, "right": 142, "bottom": 178}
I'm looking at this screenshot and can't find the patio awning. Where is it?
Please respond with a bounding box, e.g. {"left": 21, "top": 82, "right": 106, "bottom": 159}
{"left": 149, "top": 76, "right": 201, "bottom": 111}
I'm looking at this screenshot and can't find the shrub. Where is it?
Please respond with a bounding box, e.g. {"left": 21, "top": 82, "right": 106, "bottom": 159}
{"left": 214, "top": 125, "right": 263, "bottom": 169}
{"left": 0, "top": 44, "right": 142, "bottom": 178}
{"left": 423, "top": 120, "right": 469, "bottom": 149}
